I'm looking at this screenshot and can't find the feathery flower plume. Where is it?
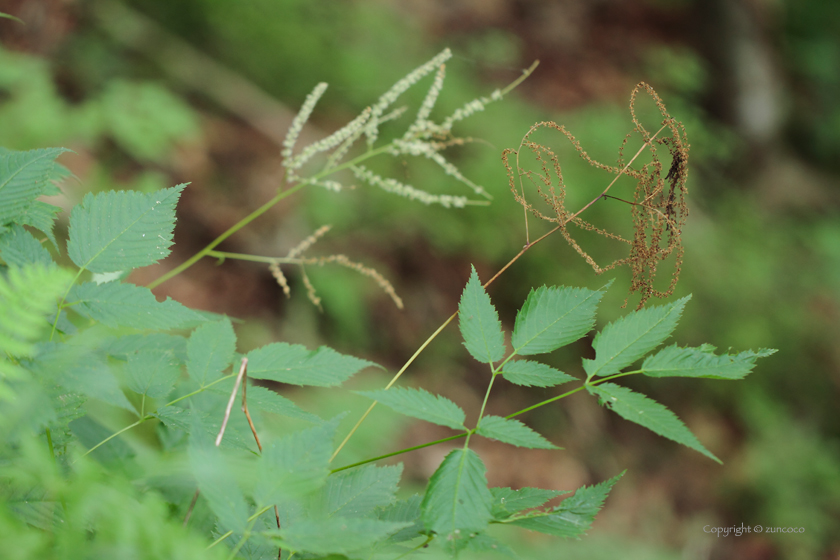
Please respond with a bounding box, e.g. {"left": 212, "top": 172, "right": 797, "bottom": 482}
{"left": 351, "top": 165, "right": 468, "bottom": 208}
{"left": 309, "top": 254, "right": 403, "bottom": 309}
{"left": 282, "top": 82, "right": 328, "bottom": 163}
{"left": 287, "top": 224, "right": 332, "bottom": 259}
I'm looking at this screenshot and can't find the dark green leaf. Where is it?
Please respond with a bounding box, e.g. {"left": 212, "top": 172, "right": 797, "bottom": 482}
{"left": 588, "top": 382, "right": 720, "bottom": 463}
{"left": 583, "top": 296, "right": 690, "bottom": 378}
{"left": 508, "top": 472, "right": 623, "bottom": 538}
{"left": 500, "top": 359, "right": 576, "bottom": 387}
{"left": 458, "top": 265, "right": 505, "bottom": 364}
{"left": 247, "top": 342, "right": 376, "bottom": 387}
{"left": 512, "top": 285, "right": 605, "bottom": 355}
{"left": 356, "top": 387, "right": 466, "bottom": 430}
{"left": 641, "top": 344, "right": 777, "bottom": 379}
{"left": 476, "top": 415, "right": 558, "bottom": 449}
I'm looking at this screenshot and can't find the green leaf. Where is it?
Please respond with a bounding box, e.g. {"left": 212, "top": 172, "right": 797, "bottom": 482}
{"left": 186, "top": 318, "right": 235, "bottom": 386}
{"left": 244, "top": 385, "right": 321, "bottom": 424}
{"left": 500, "top": 359, "right": 576, "bottom": 388}
{"left": 247, "top": 342, "right": 376, "bottom": 387}
{"left": 377, "top": 495, "right": 424, "bottom": 544}
{"left": 421, "top": 448, "right": 493, "bottom": 549}
{"left": 254, "top": 421, "right": 334, "bottom": 507}
{"left": 0, "top": 264, "right": 71, "bottom": 360}
{"left": 512, "top": 285, "right": 605, "bottom": 355}
{"left": 641, "top": 344, "right": 777, "bottom": 379}
{"left": 0, "top": 224, "right": 54, "bottom": 267}
{"left": 268, "top": 518, "right": 411, "bottom": 556}
{"left": 313, "top": 464, "right": 402, "bottom": 519}
{"left": 458, "top": 265, "right": 505, "bottom": 364}
{"left": 0, "top": 147, "right": 69, "bottom": 226}
{"left": 490, "top": 487, "right": 567, "bottom": 520}
{"left": 508, "top": 472, "right": 623, "bottom": 538}
{"left": 587, "top": 382, "right": 720, "bottom": 463}
{"left": 16, "top": 201, "right": 62, "bottom": 249}
{"left": 583, "top": 296, "right": 690, "bottom": 378}
{"left": 67, "top": 184, "right": 186, "bottom": 273}
{"left": 104, "top": 333, "right": 187, "bottom": 361}
{"left": 356, "top": 387, "right": 466, "bottom": 430}
{"left": 69, "top": 281, "right": 208, "bottom": 330}
{"left": 188, "top": 419, "right": 250, "bottom": 534}
{"left": 125, "top": 349, "right": 182, "bottom": 399}
{"left": 476, "top": 415, "right": 558, "bottom": 449}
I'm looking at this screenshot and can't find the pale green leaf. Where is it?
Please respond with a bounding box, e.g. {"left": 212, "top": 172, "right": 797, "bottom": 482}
{"left": 458, "top": 265, "right": 505, "bottom": 364}
{"left": 244, "top": 385, "right": 321, "bottom": 423}
{"left": 583, "top": 296, "right": 690, "bottom": 378}
{"left": 187, "top": 318, "right": 235, "bottom": 386}
{"left": 16, "top": 201, "right": 61, "bottom": 249}
{"left": 356, "top": 387, "right": 466, "bottom": 430}
{"left": 588, "top": 382, "right": 720, "bottom": 463}
{"left": 0, "top": 147, "right": 69, "bottom": 225}
{"left": 254, "top": 421, "right": 334, "bottom": 507}
{"left": 104, "top": 333, "right": 187, "bottom": 361}
{"left": 500, "top": 359, "right": 576, "bottom": 388}
{"left": 641, "top": 344, "right": 777, "bottom": 379}
{"left": 247, "top": 342, "right": 376, "bottom": 387}
{"left": 508, "top": 472, "right": 623, "bottom": 538}
{"left": 0, "top": 264, "right": 71, "bottom": 359}
{"left": 69, "top": 281, "right": 208, "bottom": 330}
{"left": 421, "top": 448, "right": 493, "bottom": 549}
{"left": 313, "top": 464, "right": 402, "bottom": 519}
{"left": 268, "top": 518, "right": 411, "bottom": 556}
{"left": 490, "top": 487, "right": 567, "bottom": 520}
{"left": 0, "top": 224, "right": 53, "bottom": 267}
{"left": 125, "top": 349, "right": 181, "bottom": 399}
{"left": 377, "top": 495, "right": 424, "bottom": 544}
{"left": 476, "top": 415, "right": 558, "bottom": 449}
{"left": 512, "top": 285, "right": 605, "bottom": 355}
{"left": 188, "top": 419, "right": 250, "bottom": 534}
{"left": 67, "top": 184, "right": 186, "bottom": 273}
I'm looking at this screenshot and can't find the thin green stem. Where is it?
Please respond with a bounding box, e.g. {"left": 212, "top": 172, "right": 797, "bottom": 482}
{"left": 225, "top": 517, "right": 258, "bottom": 560}
{"left": 330, "top": 433, "right": 467, "bottom": 474}
{"left": 474, "top": 369, "right": 500, "bottom": 434}
{"left": 49, "top": 267, "right": 85, "bottom": 341}
{"left": 77, "top": 418, "right": 148, "bottom": 460}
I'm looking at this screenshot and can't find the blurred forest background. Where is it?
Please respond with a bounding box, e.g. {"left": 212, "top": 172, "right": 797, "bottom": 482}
{"left": 1, "top": 0, "right": 838, "bottom": 558}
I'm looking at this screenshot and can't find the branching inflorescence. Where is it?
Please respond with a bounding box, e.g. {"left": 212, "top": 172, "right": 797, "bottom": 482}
{"left": 503, "top": 82, "right": 689, "bottom": 308}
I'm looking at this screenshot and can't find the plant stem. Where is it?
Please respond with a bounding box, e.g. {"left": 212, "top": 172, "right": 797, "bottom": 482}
{"left": 330, "top": 433, "right": 467, "bottom": 474}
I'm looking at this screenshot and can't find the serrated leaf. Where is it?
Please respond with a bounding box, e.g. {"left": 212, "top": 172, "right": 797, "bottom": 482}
{"left": 187, "top": 318, "right": 235, "bottom": 386}
{"left": 0, "top": 147, "right": 70, "bottom": 226}
{"left": 512, "top": 285, "right": 605, "bottom": 356}
{"left": 67, "top": 184, "right": 186, "bottom": 273}
{"left": 0, "top": 224, "right": 54, "bottom": 267}
{"left": 69, "top": 281, "right": 208, "bottom": 330}
{"left": 459, "top": 265, "right": 505, "bottom": 364}
{"left": 0, "top": 264, "right": 71, "bottom": 360}
{"left": 188, "top": 418, "right": 250, "bottom": 534}
{"left": 313, "top": 463, "right": 402, "bottom": 520}
{"left": 421, "top": 448, "right": 493, "bottom": 549}
{"left": 588, "top": 382, "right": 720, "bottom": 463}
{"left": 641, "top": 344, "right": 777, "bottom": 379}
{"left": 125, "top": 349, "right": 182, "bottom": 399}
{"left": 356, "top": 387, "right": 466, "bottom": 430}
{"left": 244, "top": 385, "right": 321, "bottom": 424}
{"left": 268, "top": 518, "right": 411, "bottom": 556}
{"left": 104, "top": 333, "right": 188, "bottom": 361}
{"left": 16, "top": 201, "right": 61, "bottom": 249}
{"left": 254, "top": 421, "right": 334, "bottom": 507}
{"left": 476, "top": 415, "right": 558, "bottom": 449}
{"left": 377, "top": 495, "right": 424, "bottom": 544}
{"left": 462, "top": 534, "right": 517, "bottom": 557}
{"left": 247, "top": 342, "right": 375, "bottom": 387}
{"left": 583, "top": 296, "right": 690, "bottom": 378}
{"left": 508, "top": 472, "right": 623, "bottom": 538}
{"left": 490, "top": 487, "right": 567, "bottom": 520}
{"left": 500, "top": 359, "right": 576, "bottom": 387}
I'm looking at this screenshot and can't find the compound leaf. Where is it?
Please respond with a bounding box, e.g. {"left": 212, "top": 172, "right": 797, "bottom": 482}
{"left": 500, "top": 359, "right": 576, "bottom": 388}
{"left": 588, "top": 382, "right": 720, "bottom": 463}
{"left": 508, "top": 472, "right": 623, "bottom": 538}
{"left": 247, "top": 342, "right": 375, "bottom": 387}
{"left": 641, "top": 344, "right": 777, "bottom": 379}
{"left": 512, "top": 285, "right": 605, "bottom": 356}
{"left": 421, "top": 448, "right": 493, "bottom": 551}
{"left": 186, "top": 318, "right": 235, "bottom": 386}
{"left": 69, "top": 281, "right": 207, "bottom": 330}
{"left": 459, "top": 265, "right": 505, "bottom": 364}
{"left": 476, "top": 415, "right": 558, "bottom": 449}
{"left": 67, "top": 184, "right": 186, "bottom": 273}
{"left": 356, "top": 387, "right": 466, "bottom": 430}
{"left": 583, "top": 296, "right": 690, "bottom": 378}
